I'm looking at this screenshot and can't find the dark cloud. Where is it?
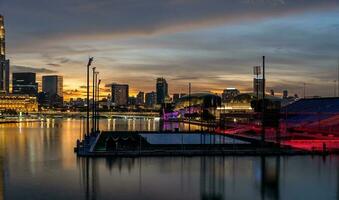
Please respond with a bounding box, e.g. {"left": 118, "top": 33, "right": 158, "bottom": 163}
{"left": 47, "top": 63, "right": 61, "bottom": 67}
{"left": 1, "top": 0, "right": 338, "bottom": 98}
{"left": 1, "top": 0, "right": 337, "bottom": 46}
{"left": 11, "top": 65, "right": 58, "bottom": 74}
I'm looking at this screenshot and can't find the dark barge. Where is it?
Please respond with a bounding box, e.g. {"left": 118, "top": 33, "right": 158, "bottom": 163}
{"left": 75, "top": 131, "right": 323, "bottom": 157}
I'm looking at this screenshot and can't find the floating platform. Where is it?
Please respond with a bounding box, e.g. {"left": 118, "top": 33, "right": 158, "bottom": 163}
{"left": 75, "top": 131, "right": 329, "bottom": 157}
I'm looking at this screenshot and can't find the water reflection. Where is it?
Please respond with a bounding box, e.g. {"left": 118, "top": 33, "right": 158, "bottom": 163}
{"left": 0, "top": 132, "right": 5, "bottom": 200}
{"left": 77, "top": 156, "right": 284, "bottom": 200}
{"left": 259, "top": 157, "right": 280, "bottom": 200}
{"left": 0, "top": 119, "right": 338, "bottom": 200}
{"left": 77, "top": 157, "right": 99, "bottom": 200}
{"left": 103, "top": 118, "right": 159, "bottom": 132}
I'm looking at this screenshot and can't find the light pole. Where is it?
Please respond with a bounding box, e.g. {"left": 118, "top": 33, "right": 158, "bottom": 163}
{"left": 86, "top": 57, "right": 93, "bottom": 136}
{"left": 188, "top": 82, "right": 191, "bottom": 132}
{"left": 337, "top": 60, "right": 339, "bottom": 97}
{"left": 92, "top": 67, "right": 96, "bottom": 133}
{"left": 96, "top": 79, "right": 101, "bottom": 131}
{"left": 334, "top": 80, "right": 337, "bottom": 97}
{"left": 261, "top": 56, "right": 266, "bottom": 144}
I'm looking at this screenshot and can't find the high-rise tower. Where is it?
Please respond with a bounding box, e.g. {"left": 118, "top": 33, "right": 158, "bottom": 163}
{"left": 0, "top": 15, "right": 5, "bottom": 60}
{"left": 111, "top": 83, "right": 129, "bottom": 106}
{"left": 0, "top": 15, "right": 9, "bottom": 94}
{"left": 42, "top": 75, "right": 64, "bottom": 107}
{"left": 156, "top": 77, "right": 168, "bottom": 104}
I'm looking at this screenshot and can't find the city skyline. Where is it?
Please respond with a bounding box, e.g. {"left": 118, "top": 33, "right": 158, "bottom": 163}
{"left": 0, "top": 1, "right": 339, "bottom": 99}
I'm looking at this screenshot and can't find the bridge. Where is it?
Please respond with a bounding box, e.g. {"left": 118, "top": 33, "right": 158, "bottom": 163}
{"left": 29, "top": 111, "right": 160, "bottom": 118}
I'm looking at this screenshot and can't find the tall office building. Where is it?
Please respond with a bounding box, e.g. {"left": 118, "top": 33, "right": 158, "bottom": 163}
{"left": 145, "top": 91, "right": 157, "bottom": 108}
{"left": 136, "top": 91, "right": 145, "bottom": 105}
{"left": 42, "top": 75, "right": 63, "bottom": 97}
{"left": 156, "top": 78, "right": 168, "bottom": 104}
{"left": 111, "top": 83, "right": 129, "bottom": 106}
{"left": 42, "top": 75, "right": 63, "bottom": 106}
{"left": 253, "top": 78, "right": 263, "bottom": 97}
{"left": 0, "top": 15, "right": 9, "bottom": 94}
{"left": 0, "top": 15, "right": 5, "bottom": 60}
{"left": 12, "top": 72, "right": 38, "bottom": 96}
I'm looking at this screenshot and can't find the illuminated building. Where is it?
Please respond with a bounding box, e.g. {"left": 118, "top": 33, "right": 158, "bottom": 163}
{"left": 0, "top": 60, "right": 9, "bottom": 94}
{"left": 111, "top": 83, "right": 129, "bottom": 106}
{"left": 220, "top": 93, "right": 283, "bottom": 113}
{"left": 12, "top": 72, "right": 38, "bottom": 96}
{"left": 223, "top": 93, "right": 256, "bottom": 113}
{"left": 0, "top": 15, "right": 5, "bottom": 60}
{"left": 0, "top": 94, "right": 38, "bottom": 112}
{"left": 222, "top": 88, "right": 240, "bottom": 102}
{"left": 0, "top": 15, "right": 9, "bottom": 94}
{"left": 156, "top": 77, "right": 168, "bottom": 104}
{"left": 167, "top": 93, "right": 221, "bottom": 120}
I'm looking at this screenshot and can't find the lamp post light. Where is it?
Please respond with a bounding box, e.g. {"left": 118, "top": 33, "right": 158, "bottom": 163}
{"left": 86, "top": 57, "right": 94, "bottom": 136}
{"left": 92, "top": 67, "right": 96, "bottom": 133}
{"left": 97, "top": 78, "right": 101, "bottom": 131}
{"left": 95, "top": 73, "right": 100, "bottom": 132}
{"left": 261, "top": 56, "right": 266, "bottom": 144}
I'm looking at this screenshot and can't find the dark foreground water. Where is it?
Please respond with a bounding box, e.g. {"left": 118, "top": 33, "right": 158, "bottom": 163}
{"left": 0, "top": 118, "right": 338, "bottom": 200}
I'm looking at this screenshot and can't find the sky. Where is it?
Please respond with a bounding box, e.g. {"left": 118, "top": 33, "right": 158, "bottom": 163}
{"left": 0, "top": 0, "right": 339, "bottom": 100}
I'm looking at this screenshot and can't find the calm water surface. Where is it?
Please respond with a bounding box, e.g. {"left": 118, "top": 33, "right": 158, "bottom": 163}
{"left": 0, "top": 118, "right": 338, "bottom": 200}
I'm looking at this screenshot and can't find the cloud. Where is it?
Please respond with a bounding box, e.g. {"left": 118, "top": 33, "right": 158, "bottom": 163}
{"left": 1, "top": 0, "right": 339, "bottom": 98}
{"left": 1, "top": 0, "right": 338, "bottom": 47}
{"left": 47, "top": 63, "right": 61, "bottom": 67}
{"left": 11, "top": 65, "right": 58, "bottom": 74}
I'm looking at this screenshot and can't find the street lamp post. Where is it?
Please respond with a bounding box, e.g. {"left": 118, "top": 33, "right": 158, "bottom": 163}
{"left": 86, "top": 57, "right": 94, "bottom": 136}
{"left": 261, "top": 56, "right": 266, "bottom": 144}
{"left": 97, "top": 79, "right": 101, "bottom": 131}
{"left": 188, "top": 82, "right": 191, "bottom": 132}
{"left": 92, "top": 67, "right": 96, "bottom": 133}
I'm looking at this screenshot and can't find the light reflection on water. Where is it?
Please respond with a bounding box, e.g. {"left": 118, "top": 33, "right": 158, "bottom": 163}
{"left": 0, "top": 118, "right": 337, "bottom": 200}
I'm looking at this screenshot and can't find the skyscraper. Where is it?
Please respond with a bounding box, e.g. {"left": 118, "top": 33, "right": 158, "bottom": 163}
{"left": 111, "top": 83, "right": 129, "bottom": 106}
{"left": 0, "top": 15, "right": 5, "bottom": 60}
{"left": 0, "top": 15, "right": 9, "bottom": 94}
{"left": 42, "top": 75, "right": 63, "bottom": 97}
{"left": 42, "top": 75, "right": 63, "bottom": 106}
{"left": 145, "top": 91, "right": 157, "bottom": 108}
{"left": 12, "top": 72, "right": 38, "bottom": 96}
{"left": 136, "top": 91, "right": 145, "bottom": 105}
{"left": 156, "top": 78, "right": 168, "bottom": 104}
{"left": 253, "top": 78, "right": 263, "bottom": 97}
